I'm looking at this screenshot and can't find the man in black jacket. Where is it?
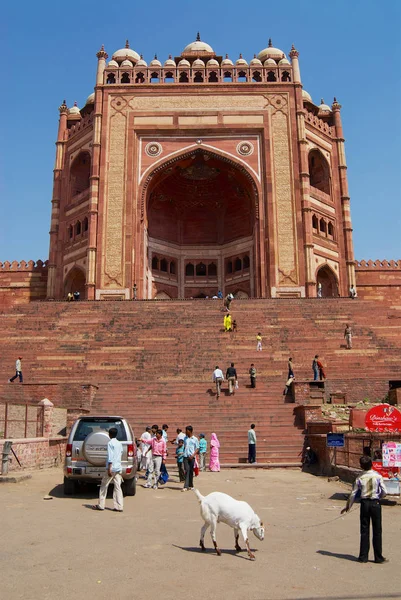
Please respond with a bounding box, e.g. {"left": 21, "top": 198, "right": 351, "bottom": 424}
{"left": 226, "top": 362, "right": 237, "bottom": 395}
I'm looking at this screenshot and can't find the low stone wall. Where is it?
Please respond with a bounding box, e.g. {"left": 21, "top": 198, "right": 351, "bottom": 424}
{"left": 355, "top": 260, "right": 401, "bottom": 301}
{"left": 0, "top": 260, "right": 48, "bottom": 310}
{"left": 0, "top": 437, "right": 67, "bottom": 472}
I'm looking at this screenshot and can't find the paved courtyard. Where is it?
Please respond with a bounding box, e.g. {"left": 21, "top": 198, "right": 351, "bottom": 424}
{"left": 1, "top": 467, "right": 400, "bottom": 600}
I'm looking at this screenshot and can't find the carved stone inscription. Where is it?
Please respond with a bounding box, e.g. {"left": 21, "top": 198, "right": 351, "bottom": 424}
{"left": 105, "top": 111, "right": 126, "bottom": 286}
{"left": 271, "top": 109, "right": 298, "bottom": 285}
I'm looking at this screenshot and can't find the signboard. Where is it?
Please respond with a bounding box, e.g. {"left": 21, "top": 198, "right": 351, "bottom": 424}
{"left": 373, "top": 460, "right": 400, "bottom": 480}
{"left": 382, "top": 442, "right": 401, "bottom": 468}
{"left": 365, "top": 404, "right": 401, "bottom": 433}
{"left": 327, "top": 433, "right": 345, "bottom": 447}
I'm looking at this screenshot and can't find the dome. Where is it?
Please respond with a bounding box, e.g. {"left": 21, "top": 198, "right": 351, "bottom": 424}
{"left": 318, "top": 98, "right": 331, "bottom": 113}
{"left": 68, "top": 102, "right": 80, "bottom": 115}
{"left": 264, "top": 57, "right": 277, "bottom": 67}
{"left": 112, "top": 40, "right": 140, "bottom": 63}
{"left": 136, "top": 55, "right": 148, "bottom": 67}
{"left": 235, "top": 54, "right": 248, "bottom": 66}
{"left": 302, "top": 89, "right": 313, "bottom": 103}
{"left": 183, "top": 33, "right": 213, "bottom": 54}
{"left": 279, "top": 57, "right": 290, "bottom": 66}
{"left": 258, "top": 38, "right": 286, "bottom": 62}
{"left": 178, "top": 58, "right": 190, "bottom": 68}
{"left": 121, "top": 59, "right": 133, "bottom": 68}
{"left": 107, "top": 60, "right": 119, "bottom": 68}
{"left": 221, "top": 54, "right": 233, "bottom": 67}
{"left": 206, "top": 58, "right": 219, "bottom": 67}
{"left": 149, "top": 55, "right": 162, "bottom": 68}
{"left": 250, "top": 55, "right": 262, "bottom": 67}
{"left": 164, "top": 55, "right": 176, "bottom": 68}
{"left": 85, "top": 93, "right": 95, "bottom": 105}
{"left": 193, "top": 58, "right": 205, "bottom": 68}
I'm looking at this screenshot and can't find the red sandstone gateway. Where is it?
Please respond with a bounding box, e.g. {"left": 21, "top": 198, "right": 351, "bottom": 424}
{"left": 365, "top": 405, "right": 401, "bottom": 433}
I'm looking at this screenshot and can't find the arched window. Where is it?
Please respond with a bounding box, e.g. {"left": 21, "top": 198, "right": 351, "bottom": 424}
{"left": 316, "top": 265, "right": 338, "bottom": 298}
{"left": 309, "top": 149, "right": 330, "bottom": 195}
{"left": 196, "top": 262, "right": 206, "bottom": 276}
{"left": 281, "top": 71, "right": 291, "bottom": 82}
{"left": 234, "top": 257, "right": 242, "bottom": 272}
{"left": 223, "top": 71, "right": 233, "bottom": 82}
{"left": 267, "top": 71, "right": 276, "bottom": 82}
{"left": 185, "top": 262, "right": 194, "bottom": 276}
{"left": 152, "top": 256, "right": 159, "bottom": 270}
{"left": 83, "top": 217, "right": 89, "bottom": 232}
{"left": 328, "top": 222, "right": 334, "bottom": 237}
{"left": 194, "top": 71, "right": 204, "bottom": 83}
{"left": 208, "top": 262, "right": 217, "bottom": 277}
{"left": 160, "top": 258, "right": 168, "bottom": 272}
{"left": 243, "top": 255, "right": 250, "bottom": 269}
{"left": 227, "top": 261, "right": 233, "bottom": 274}
{"left": 252, "top": 71, "right": 262, "bottom": 82}
{"left": 237, "top": 70, "right": 247, "bottom": 82}
{"left": 75, "top": 221, "right": 81, "bottom": 236}
{"left": 106, "top": 73, "right": 116, "bottom": 84}
{"left": 164, "top": 72, "right": 174, "bottom": 83}
{"left": 70, "top": 151, "right": 91, "bottom": 197}
{"left": 312, "top": 215, "right": 318, "bottom": 230}
{"left": 68, "top": 225, "right": 73, "bottom": 239}
{"left": 135, "top": 72, "right": 145, "bottom": 83}
{"left": 121, "top": 72, "right": 130, "bottom": 83}
{"left": 179, "top": 72, "right": 189, "bottom": 83}
{"left": 319, "top": 218, "right": 327, "bottom": 235}
{"left": 170, "top": 261, "right": 176, "bottom": 275}
{"left": 208, "top": 71, "right": 218, "bottom": 83}
{"left": 150, "top": 72, "right": 160, "bottom": 83}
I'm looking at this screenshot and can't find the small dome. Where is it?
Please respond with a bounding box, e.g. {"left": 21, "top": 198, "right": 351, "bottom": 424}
{"left": 302, "top": 89, "right": 313, "bottom": 103}
{"left": 112, "top": 40, "right": 140, "bottom": 63}
{"left": 318, "top": 98, "right": 331, "bottom": 113}
{"left": 136, "top": 55, "right": 148, "bottom": 67}
{"left": 279, "top": 57, "right": 290, "bottom": 66}
{"left": 121, "top": 59, "right": 133, "bottom": 68}
{"left": 164, "top": 55, "right": 176, "bottom": 68}
{"left": 183, "top": 33, "right": 213, "bottom": 54}
{"left": 264, "top": 57, "right": 277, "bottom": 67}
{"left": 85, "top": 93, "right": 95, "bottom": 105}
{"left": 149, "top": 55, "right": 162, "bottom": 68}
{"left": 178, "top": 58, "right": 190, "bottom": 68}
{"left": 221, "top": 54, "right": 233, "bottom": 67}
{"left": 107, "top": 60, "right": 119, "bottom": 68}
{"left": 207, "top": 58, "right": 219, "bottom": 67}
{"left": 235, "top": 54, "right": 248, "bottom": 66}
{"left": 250, "top": 55, "right": 262, "bottom": 67}
{"left": 193, "top": 58, "right": 205, "bottom": 68}
{"left": 68, "top": 102, "right": 80, "bottom": 115}
{"left": 258, "top": 38, "right": 286, "bottom": 62}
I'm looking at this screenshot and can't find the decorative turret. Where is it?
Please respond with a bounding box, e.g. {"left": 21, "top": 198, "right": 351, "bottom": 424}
{"left": 289, "top": 44, "right": 301, "bottom": 83}
{"left": 96, "top": 44, "right": 108, "bottom": 85}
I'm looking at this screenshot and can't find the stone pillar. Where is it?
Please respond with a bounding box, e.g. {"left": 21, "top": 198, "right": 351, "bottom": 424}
{"left": 86, "top": 46, "right": 108, "bottom": 300}
{"left": 290, "top": 46, "right": 315, "bottom": 297}
{"left": 47, "top": 101, "right": 68, "bottom": 299}
{"left": 332, "top": 98, "right": 355, "bottom": 289}
{"left": 38, "top": 398, "right": 54, "bottom": 438}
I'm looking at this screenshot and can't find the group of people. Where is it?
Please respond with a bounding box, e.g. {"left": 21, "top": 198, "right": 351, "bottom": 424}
{"left": 138, "top": 424, "right": 222, "bottom": 491}
{"left": 66, "top": 291, "right": 81, "bottom": 301}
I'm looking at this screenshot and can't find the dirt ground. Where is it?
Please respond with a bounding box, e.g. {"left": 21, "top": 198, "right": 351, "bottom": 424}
{"left": 1, "top": 467, "right": 400, "bottom": 600}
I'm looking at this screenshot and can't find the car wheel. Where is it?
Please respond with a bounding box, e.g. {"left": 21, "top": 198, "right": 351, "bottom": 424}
{"left": 123, "top": 477, "right": 136, "bottom": 497}
{"left": 64, "top": 476, "right": 76, "bottom": 495}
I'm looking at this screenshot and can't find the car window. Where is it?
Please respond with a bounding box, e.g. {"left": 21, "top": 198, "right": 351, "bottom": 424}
{"left": 73, "top": 419, "right": 127, "bottom": 441}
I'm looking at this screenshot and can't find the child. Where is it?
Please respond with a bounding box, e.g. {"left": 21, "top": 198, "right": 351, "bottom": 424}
{"left": 199, "top": 434, "right": 207, "bottom": 471}
{"left": 249, "top": 363, "right": 257, "bottom": 388}
{"left": 176, "top": 439, "right": 185, "bottom": 482}
{"left": 256, "top": 332, "right": 262, "bottom": 351}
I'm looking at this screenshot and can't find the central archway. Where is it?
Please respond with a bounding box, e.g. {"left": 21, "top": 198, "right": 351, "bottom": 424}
{"left": 141, "top": 149, "right": 262, "bottom": 299}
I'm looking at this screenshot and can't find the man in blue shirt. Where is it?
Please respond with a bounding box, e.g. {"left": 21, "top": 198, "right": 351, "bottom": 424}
{"left": 93, "top": 427, "right": 124, "bottom": 512}
{"left": 199, "top": 434, "right": 207, "bottom": 471}
{"left": 182, "top": 425, "right": 199, "bottom": 491}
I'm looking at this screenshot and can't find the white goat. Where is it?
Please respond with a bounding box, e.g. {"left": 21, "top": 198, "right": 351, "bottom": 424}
{"left": 193, "top": 489, "right": 264, "bottom": 559}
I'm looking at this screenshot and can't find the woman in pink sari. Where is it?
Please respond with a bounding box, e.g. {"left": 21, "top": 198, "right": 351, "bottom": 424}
{"left": 209, "top": 433, "right": 220, "bottom": 471}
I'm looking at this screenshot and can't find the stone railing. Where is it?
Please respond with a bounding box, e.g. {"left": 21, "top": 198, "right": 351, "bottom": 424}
{"left": 356, "top": 259, "right": 401, "bottom": 269}
{"left": 0, "top": 260, "right": 48, "bottom": 272}
{"left": 67, "top": 112, "right": 94, "bottom": 140}
{"left": 305, "top": 110, "right": 334, "bottom": 137}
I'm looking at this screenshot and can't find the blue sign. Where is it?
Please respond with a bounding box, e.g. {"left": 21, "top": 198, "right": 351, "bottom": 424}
{"left": 327, "top": 433, "right": 345, "bottom": 448}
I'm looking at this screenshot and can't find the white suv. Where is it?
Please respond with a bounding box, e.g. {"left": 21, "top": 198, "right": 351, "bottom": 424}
{"left": 64, "top": 416, "right": 137, "bottom": 496}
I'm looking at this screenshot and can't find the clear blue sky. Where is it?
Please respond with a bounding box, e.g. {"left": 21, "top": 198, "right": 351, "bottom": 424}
{"left": 1, "top": 0, "right": 400, "bottom": 262}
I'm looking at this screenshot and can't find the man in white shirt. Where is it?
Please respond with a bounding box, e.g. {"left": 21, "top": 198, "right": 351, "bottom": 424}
{"left": 248, "top": 424, "right": 257, "bottom": 464}
{"left": 140, "top": 426, "right": 152, "bottom": 471}
{"left": 93, "top": 427, "right": 124, "bottom": 512}
{"left": 212, "top": 365, "right": 224, "bottom": 398}
{"left": 9, "top": 357, "right": 23, "bottom": 383}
